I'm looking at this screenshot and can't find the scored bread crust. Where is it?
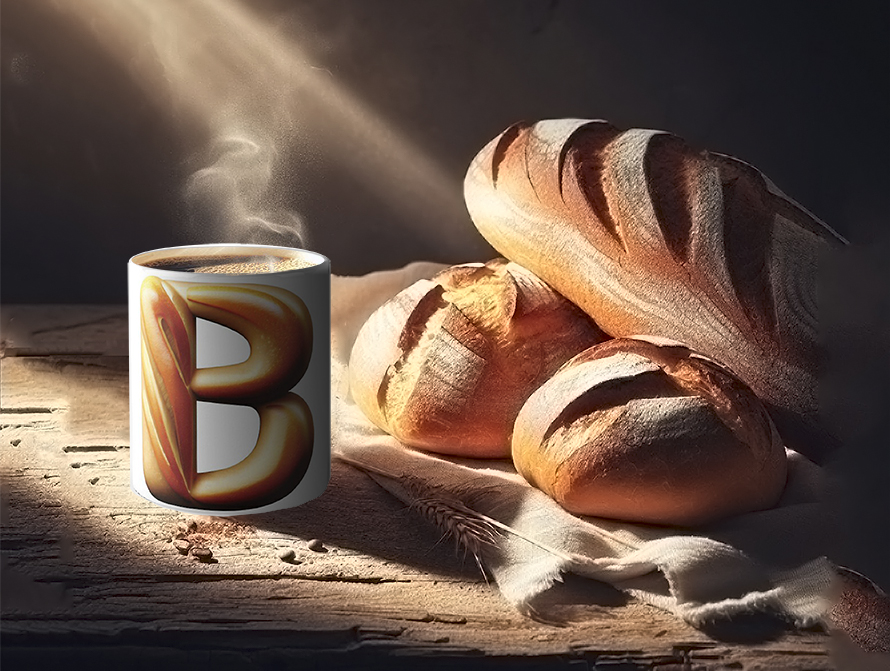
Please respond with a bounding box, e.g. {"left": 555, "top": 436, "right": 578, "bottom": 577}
{"left": 511, "top": 336, "right": 788, "bottom": 526}
{"left": 348, "top": 259, "right": 607, "bottom": 457}
{"left": 464, "top": 119, "right": 847, "bottom": 463}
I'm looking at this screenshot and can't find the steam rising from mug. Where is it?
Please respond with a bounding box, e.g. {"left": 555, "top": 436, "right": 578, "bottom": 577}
{"left": 185, "top": 135, "right": 306, "bottom": 247}
{"left": 47, "top": 0, "right": 466, "bottom": 250}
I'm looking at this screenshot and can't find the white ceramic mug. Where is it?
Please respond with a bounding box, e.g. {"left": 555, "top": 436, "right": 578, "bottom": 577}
{"left": 128, "top": 244, "right": 330, "bottom": 514}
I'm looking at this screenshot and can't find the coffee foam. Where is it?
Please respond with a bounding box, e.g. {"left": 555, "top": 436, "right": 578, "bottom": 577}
{"left": 142, "top": 254, "right": 316, "bottom": 274}
{"left": 192, "top": 256, "right": 314, "bottom": 274}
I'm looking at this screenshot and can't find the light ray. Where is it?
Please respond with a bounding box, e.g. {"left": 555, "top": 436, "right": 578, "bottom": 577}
{"left": 44, "top": 0, "right": 468, "bottom": 249}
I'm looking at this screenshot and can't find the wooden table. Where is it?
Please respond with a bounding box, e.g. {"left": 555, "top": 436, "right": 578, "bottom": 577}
{"left": 0, "top": 305, "right": 842, "bottom": 669}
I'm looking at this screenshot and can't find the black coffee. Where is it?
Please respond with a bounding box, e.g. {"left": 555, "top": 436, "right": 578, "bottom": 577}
{"left": 142, "top": 254, "right": 314, "bottom": 274}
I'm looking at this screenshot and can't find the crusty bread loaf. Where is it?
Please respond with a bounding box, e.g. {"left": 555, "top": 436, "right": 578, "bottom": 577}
{"left": 511, "top": 336, "right": 788, "bottom": 526}
{"left": 464, "top": 119, "right": 847, "bottom": 463}
{"left": 348, "top": 259, "right": 607, "bottom": 457}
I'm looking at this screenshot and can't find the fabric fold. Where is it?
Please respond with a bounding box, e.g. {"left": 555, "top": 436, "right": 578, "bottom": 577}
{"left": 330, "top": 263, "right": 836, "bottom": 628}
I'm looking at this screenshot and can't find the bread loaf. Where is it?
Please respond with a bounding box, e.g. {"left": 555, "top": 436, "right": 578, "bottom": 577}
{"left": 348, "top": 259, "right": 607, "bottom": 457}
{"left": 464, "top": 119, "right": 847, "bottom": 462}
{"left": 512, "top": 336, "right": 787, "bottom": 526}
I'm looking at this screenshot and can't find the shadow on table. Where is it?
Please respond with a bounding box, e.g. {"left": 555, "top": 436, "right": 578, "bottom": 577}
{"left": 697, "top": 609, "right": 793, "bottom": 643}
{"left": 242, "top": 462, "right": 816, "bottom": 644}
{"left": 237, "top": 460, "right": 484, "bottom": 580}
{"left": 242, "top": 461, "right": 645, "bottom": 613}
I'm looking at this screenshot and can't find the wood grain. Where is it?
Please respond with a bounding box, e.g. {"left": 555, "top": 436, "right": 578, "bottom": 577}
{"left": 0, "top": 305, "right": 837, "bottom": 668}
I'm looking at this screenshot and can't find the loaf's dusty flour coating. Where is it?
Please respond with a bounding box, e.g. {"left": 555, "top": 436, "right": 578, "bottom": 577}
{"left": 512, "top": 336, "right": 788, "bottom": 526}
{"left": 464, "top": 119, "right": 847, "bottom": 463}
{"left": 348, "top": 259, "right": 606, "bottom": 457}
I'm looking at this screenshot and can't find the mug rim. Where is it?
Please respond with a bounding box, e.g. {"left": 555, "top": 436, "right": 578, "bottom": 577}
{"left": 129, "top": 243, "right": 329, "bottom": 276}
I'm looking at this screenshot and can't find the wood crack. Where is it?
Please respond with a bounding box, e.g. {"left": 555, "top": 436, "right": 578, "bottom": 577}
{"left": 62, "top": 445, "right": 126, "bottom": 453}
{"left": 0, "top": 407, "right": 60, "bottom": 414}
{"left": 29, "top": 314, "right": 127, "bottom": 337}
{"left": 29, "top": 573, "right": 413, "bottom": 587}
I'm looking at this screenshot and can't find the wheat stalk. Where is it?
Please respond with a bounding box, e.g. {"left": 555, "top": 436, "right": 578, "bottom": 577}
{"left": 338, "top": 453, "right": 503, "bottom": 579}
{"left": 396, "top": 477, "right": 500, "bottom": 580}
{"left": 338, "top": 452, "right": 640, "bottom": 565}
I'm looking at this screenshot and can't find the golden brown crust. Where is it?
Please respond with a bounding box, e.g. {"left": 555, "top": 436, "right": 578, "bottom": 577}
{"left": 512, "top": 337, "right": 788, "bottom": 526}
{"left": 465, "top": 119, "right": 847, "bottom": 462}
{"left": 348, "top": 259, "right": 607, "bottom": 457}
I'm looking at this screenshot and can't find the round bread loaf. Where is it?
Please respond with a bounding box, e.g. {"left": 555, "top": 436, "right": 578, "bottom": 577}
{"left": 348, "top": 259, "right": 607, "bottom": 457}
{"left": 511, "top": 336, "right": 788, "bottom": 526}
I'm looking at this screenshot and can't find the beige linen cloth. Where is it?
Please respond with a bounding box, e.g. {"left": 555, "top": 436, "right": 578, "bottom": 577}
{"left": 330, "top": 262, "right": 835, "bottom": 627}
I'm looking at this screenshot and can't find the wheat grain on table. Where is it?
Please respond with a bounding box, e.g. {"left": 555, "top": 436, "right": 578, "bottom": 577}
{"left": 0, "top": 304, "right": 837, "bottom": 669}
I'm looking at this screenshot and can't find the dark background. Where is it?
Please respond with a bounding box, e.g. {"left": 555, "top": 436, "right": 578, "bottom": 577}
{"left": 2, "top": 1, "right": 889, "bottom": 587}
{"left": 2, "top": 1, "right": 888, "bottom": 302}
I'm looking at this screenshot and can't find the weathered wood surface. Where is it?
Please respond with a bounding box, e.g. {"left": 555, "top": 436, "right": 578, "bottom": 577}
{"left": 0, "top": 305, "right": 843, "bottom": 669}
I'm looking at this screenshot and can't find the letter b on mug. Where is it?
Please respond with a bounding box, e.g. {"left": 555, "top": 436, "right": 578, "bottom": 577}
{"left": 129, "top": 245, "right": 330, "bottom": 514}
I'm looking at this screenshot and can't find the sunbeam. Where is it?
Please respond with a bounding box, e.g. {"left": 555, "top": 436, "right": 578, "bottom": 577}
{"left": 45, "top": 0, "right": 467, "bottom": 249}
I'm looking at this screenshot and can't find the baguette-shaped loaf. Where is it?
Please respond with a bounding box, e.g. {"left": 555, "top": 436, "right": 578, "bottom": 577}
{"left": 512, "top": 336, "right": 787, "bottom": 526}
{"left": 348, "top": 259, "right": 607, "bottom": 457}
{"left": 465, "top": 120, "right": 847, "bottom": 462}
